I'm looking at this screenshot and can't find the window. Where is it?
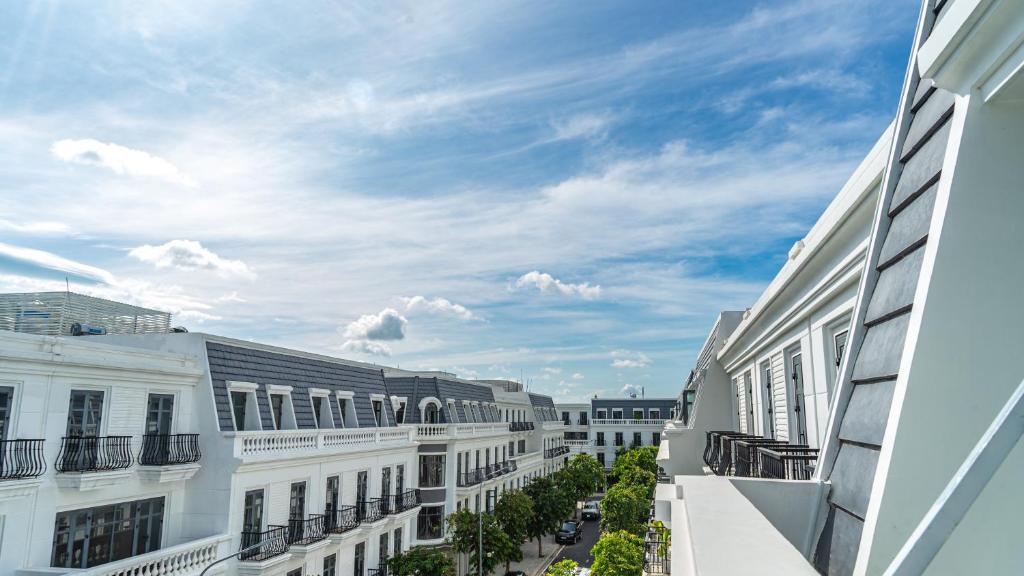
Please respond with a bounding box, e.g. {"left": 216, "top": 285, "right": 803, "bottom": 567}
{"left": 446, "top": 401, "right": 458, "bottom": 423}
{"left": 596, "top": 409, "right": 607, "bottom": 419}
{"left": 395, "top": 400, "right": 406, "bottom": 424}
{"left": 396, "top": 464, "right": 405, "bottom": 494}
{"left": 336, "top": 392, "right": 358, "bottom": 428}
{"left": 326, "top": 476, "right": 340, "bottom": 519}
{"left": 323, "top": 555, "right": 337, "bottom": 576}
{"left": 596, "top": 432, "right": 605, "bottom": 446}
{"left": 561, "top": 411, "right": 570, "bottom": 424}
{"left": 632, "top": 409, "right": 644, "bottom": 420}
{"left": 633, "top": 432, "right": 641, "bottom": 447}
{"left": 612, "top": 409, "right": 623, "bottom": 420}
{"left": 144, "top": 394, "right": 174, "bottom": 435}
{"left": 270, "top": 395, "right": 284, "bottom": 429}
{"left": 243, "top": 490, "right": 264, "bottom": 532}
{"left": 310, "top": 390, "right": 333, "bottom": 429}
{"left": 579, "top": 411, "right": 588, "bottom": 426}
{"left": 394, "top": 527, "right": 403, "bottom": 555}
{"left": 614, "top": 432, "right": 623, "bottom": 447}
{"left": 354, "top": 542, "right": 365, "bottom": 576}
{"left": 378, "top": 532, "right": 389, "bottom": 567}
{"left": 597, "top": 453, "right": 605, "bottom": 467}
{"left": 52, "top": 497, "right": 164, "bottom": 569}
{"left": 761, "top": 361, "right": 775, "bottom": 439}
{"left": 834, "top": 330, "right": 849, "bottom": 373}
{"left": 67, "top": 389, "right": 104, "bottom": 436}
{"left": 463, "top": 402, "right": 475, "bottom": 423}
{"left": 357, "top": 471, "right": 368, "bottom": 505}
{"left": 287, "top": 569, "right": 302, "bottom": 576}
{"left": 791, "top": 352, "right": 808, "bottom": 445}
{"left": 381, "top": 467, "right": 392, "bottom": 499}
{"left": 268, "top": 389, "right": 297, "bottom": 430}
{"left": 518, "top": 439, "right": 526, "bottom": 453}
{"left": 417, "top": 506, "right": 444, "bottom": 540}
{"left": 289, "top": 481, "right": 306, "bottom": 525}
{"left": 652, "top": 432, "right": 661, "bottom": 446}
{"left": 419, "top": 455, "right": 445, "bottom": 488}
{"left": 649, "top": 409, "right": 660, "bottom": 420}
{"left": 0, "top": 385, "right": 13, "bottom": 440}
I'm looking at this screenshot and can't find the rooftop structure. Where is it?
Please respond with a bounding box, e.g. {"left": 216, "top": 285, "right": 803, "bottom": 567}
{"left": 0, "top": 291, "right": 171, "bottom": 336}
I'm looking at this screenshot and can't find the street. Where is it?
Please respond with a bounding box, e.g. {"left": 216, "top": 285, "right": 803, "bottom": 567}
{"left": 550, "top": 496, "right": 601, "bottom": 570}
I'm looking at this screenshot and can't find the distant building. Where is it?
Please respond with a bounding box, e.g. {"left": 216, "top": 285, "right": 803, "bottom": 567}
{"left": 555, "top": 397, "right": 675, "bottom": 470}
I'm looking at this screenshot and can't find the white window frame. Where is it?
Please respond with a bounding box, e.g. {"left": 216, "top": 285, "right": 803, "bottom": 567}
{"left": 446, "top": 400, "right": 459, "bottom": 423}
{"left": 649, "top": 409, "right": 660, "bottom": 420}
{"left": 369, "top": 393, "right": 388, "bottom": 427}
{"left": 612, "top": 409, "right": 623, "bottom": 420}
{"left": 596, "top": 409, "right": 607, "bottom": 420}
{"left": 266, "top": 384, "right": 297, "bottom": 430}
{"left": 391, "top": 396, "right": 408, "bottom": 424}
{"left": 335, "top": 390, "right": 358, "bottom": 428}
{"left": 309, "top": 388, "right": 334, "bottom": 429}
{"left": 463, "top": 401, "right": 475, "bottom": 423}
{"left": 227, "top": 381, "right": 262, "bottom": 431}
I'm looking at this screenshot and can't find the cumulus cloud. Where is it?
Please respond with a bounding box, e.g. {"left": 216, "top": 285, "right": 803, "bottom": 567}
{"left": 341, "top": 339, "right": 393, "bottom": 357}
{"left": 129, "top": 240, "right": 255, "bottom": 279}
{"left": 402, "top": 295, "right": 481, "bottom": 321}
{"left": 620, "top": 383, "right": 643, "bottom": 397}
{"left": 611, "top": 350, "right": 651, "bottom": 369}
{"left": 572, "top": 373, "right": 585, "bottom": 380}
{"left": 51, "top": 139, "right": 196, "bottom": 186}
{"left": 513, "top": 271, "right": 601, "bottom": 300}
{"left": 344, "top": 308, "right": 407, "bottom": 341}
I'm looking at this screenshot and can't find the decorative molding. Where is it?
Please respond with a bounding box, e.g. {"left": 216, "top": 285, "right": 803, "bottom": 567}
{"left": 137, "top": 463, "right": 202, "bottom": 483}
{"left": 226, "top": 380, "right": 259, "bottom": 392}
{"left": 266, "top": 384, "right": 293, "bottom": 394}
{"left": 54, "top": 469, "right": 134, "bottom": 491}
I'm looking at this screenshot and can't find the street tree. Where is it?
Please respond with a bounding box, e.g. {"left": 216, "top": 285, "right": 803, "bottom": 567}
{"left": 546, "top": 559, "right": 580, "bottom": 576}
{"left": 619, "top": 467, "right": 656, "bottom": 498}
{"left": 610, "top": 446, "right": 659, "bottom": 480}
{"left": 446, "top": 508, "right": 514, "bottom": 575}
{"left": 591, "top": 530, "right": 645, "bottom": 576}
{"left": 523, "top": 476, "right": 573, "bottom": 556}
{"left": 561, "top": 454, "right": 605, "bottom": 517}
{"left": 387, "top": 546, "right": 456, "bottom": 576}
{"left": 494, "top": 489, "right": 533, "bottom": 573}
{"left": 599, "top": 482, "right": 649, "bottom": 536}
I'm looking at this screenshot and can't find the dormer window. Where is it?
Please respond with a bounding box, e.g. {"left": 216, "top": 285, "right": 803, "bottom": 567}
{"left": 596, "top": 409, "right": 606, "bottom": 420}
{"left": 370, "top": 394, "right": 387, "bottom": 427}
{"left": 336, "top": 391, "right": 358, "bottom": 428}
{"left": 612, "top": 409, "right": 623, "bottom": 420}
{"left": 227, "top": 381, "right": 261, "bottom": 431}
{"left": 267, "top": 385, "right": 296, "bottom": 430}
{"left": 395, "top": 401, "right": 407, "bottom": 424}
{"left": 310, "top": 388, "right": 333, "bottom": 429}
{"left": 446, "top": 400, "right": 458, "bottom": 423}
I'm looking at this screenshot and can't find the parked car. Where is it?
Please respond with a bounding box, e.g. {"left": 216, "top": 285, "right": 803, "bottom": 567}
{"left": 556, "top": 520, "right": 584, "bottom": 544}
{"left": 504, "top": 572, "right": 527, "bottom": 576}
{"left": 581, "top": 501, "right": 600, "bottom": 520}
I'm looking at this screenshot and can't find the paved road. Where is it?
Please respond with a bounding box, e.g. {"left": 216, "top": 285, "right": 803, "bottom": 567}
{"left": 550, "top": 497, "right": 601, "bottom": 569}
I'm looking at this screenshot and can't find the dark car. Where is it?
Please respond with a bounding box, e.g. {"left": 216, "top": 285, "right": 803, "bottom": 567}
{"left": 555, "top": 520, "right": 584, "bottom": 544}
{"left": 504, "top": 572, "right": 527, "bottom": 576}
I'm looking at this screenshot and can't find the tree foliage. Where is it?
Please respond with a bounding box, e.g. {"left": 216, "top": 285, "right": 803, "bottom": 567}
{"left": 599, "top": 482, "right": 649, "bottom": 536}
{"left": 387, "top": 546, "right": 455, "bottom": 576}
{"left": 619, "top": 467, "right": 656, "bottom": 498}
{"left": 494, "top": 490, "right": 533, "bottom": 572}
{"left": 523, "top": 476, "right": 574, "bottom": 555}
{"left": 591, "top": 530, "right": 645, "bottom": 576}
{"left": 546, "top": 559, "right": 580, "bottom": 576}
{"left": 610, "top": 445, "right": 659, "bottom": 481}
{"left": 446, "top": 507, "right": 514, "bottom": 575}
{"left": 561, "top": 454, "right": 606, "bottom": 517}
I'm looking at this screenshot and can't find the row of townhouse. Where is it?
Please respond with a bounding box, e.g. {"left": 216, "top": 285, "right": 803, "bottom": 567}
{"left": 555, "top": 399, "right": 675, "bottom": 470}
{"left": 0, "top": 293, "right": 564, "bottom": 576}
{"left": 655, "top": 1, "right": 1024, "bottom": 574}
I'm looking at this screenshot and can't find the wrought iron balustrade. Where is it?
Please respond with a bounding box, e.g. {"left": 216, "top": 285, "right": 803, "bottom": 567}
{"left": 458, "top": 469, "right": 483, "bottom": 487}
{"left": 0, "top": 439, "right": 46, "bottom": 479}
{"left": 287, "top": 514, "right": 328, "bottom": 545}
{"left": 325, "top": 505, "right": 361, "bottom": 534}
{"left": 734, "top": 438, "right": 796, "bottom": 477}
{"left": 644, "top": 533, "right": 671, "bottom": 574}
{"left": 358, "top": 498, "right": 386, "bottom": 523}
{"left": 56, "top": 435, "right": 133, "bottom": 472}
{"left": 139, "top": 433, "right": 201, "bottom": 466}
{"left": 239, "top": 525, "right": 289, "bottom": 561}
{"left": 703, "top": 431, "right": 819, "bottom": 478}
{"left": 757, "top": 447, "right": 819, "bottom": 480}
{"left": 390, "top": 489, "right": 422, "bottom": 513}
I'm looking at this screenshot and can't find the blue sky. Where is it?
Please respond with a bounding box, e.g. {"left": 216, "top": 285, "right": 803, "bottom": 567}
{"left": 0, "top": 0, "right": 918, "bottom": 401}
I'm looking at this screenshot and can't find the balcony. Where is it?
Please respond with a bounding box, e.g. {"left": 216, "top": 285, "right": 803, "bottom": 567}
{"left": 544, "top": 446, "right": 570, "bottom": 459}
{"left": 542, "top": 421, "right": 566, "bottom": 431}
{"left": 231, "top": 426, "right": 415, "bottom": 463}
{"left": 368, "top": 565, "right": 390, "bottom": 576}
{"left": 55, "top": 436, "right": 134, "bottom": 490}
{"left": 415, "top": 422, "right": 509, "bottom": 441}
{"left": 240, "top": 525, "right": 290, "bottom": 562}
{"left": 58, "top": 533, "right": 232, "bottom": 576}
{"left": 565, "top": 439, "right": 594, "bottom": 448}
{"left": 389, "top": 489, "right": 422, "bottom": 514}
{"left": 644, "top": 531, "right": 670, "bottom": 575}
{"left": 457, "top": 462, "right": 517, "bottom": 488}
{"left": 510, "top": 421, "right": 535, "bottom": 432}
{"left": 137, "top": 433, "right": 202, "bottom": 483}
{"left": 357, "top": 498, "right": 387, "bottom": 523}
{"left": 703, "top": 431, "right": 818, "bottom": 478}
{"left": 325, "top": 505, "right": 361, "bottom": 535}
{"left": 287, "top": 514, "right": 329, "bottom": 548}
{"left": 591, "top": 419, "right": 667, "bottom": 426}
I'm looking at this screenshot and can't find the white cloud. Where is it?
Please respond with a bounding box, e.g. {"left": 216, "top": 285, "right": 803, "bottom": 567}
{"left": 129, "top": 240, "right": 255, "bottom": 279}
{"left": 0, "top": 242, "right": 117, "bottom": 285}
{"left": 0, "top": 220, "right": 70, "bottom": 235}
{"left": 341, "top": 339, "right": 392, "bottom": 357}
{"left": 402, "top": 295, "right": 481, "bottom": 321}
{"left": 572, "top": 372, "right": 585, "bottom": 380}
{"left": 620, "top": 383, "right": 643, "bottom": 397}
{"left": 343, "top": 308, "right": 407, "bottom": 341}
{"left": 611, "top": 350, "right": 651, "bottom": 369}
{"left": 513, "top": 271, "right": 601, "bottom": 300}
{"left": 51, "top": 139, "right": 196, "bottom": 186}
{"left": 550, "top": 112, "right": 615, "bottom": 142}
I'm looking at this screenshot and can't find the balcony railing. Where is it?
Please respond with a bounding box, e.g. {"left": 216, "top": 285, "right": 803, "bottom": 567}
{"left": 510, "top": 422, "right": 534, "bottom": 432}
{"left": 368, "top": 565, "right": 390, "bottom": 576}
{"left": 73, "top": 534, "right": 231, "bottom": 576}
{"left": 56, "top": 436, "right": 133, "bottom": 472}
{"left": 0, "top": 439, "right": 46, "bottom": 480}
{"left": 325, "top": 505, "right": 361, "bottom": 534}
{"left": 287, "top": 514, "right": 328, "bottom": 546}
{"left": 233, "top": 427, "right": 415, "bottom": 461}
{"left": 139, "top": 433, "right": 201, "bottom": 466}
{"left": 544, "top": 446, "right": 570, "bottom": 459}
{"left": 458, "top": 469, "right": 483, "bottom": 487}
{"left": 591, "top": 419, "right": 667, "bottom": 426}
{"left": 358, "top": 498, "right": 386, "bottom": 523}
{"left": 240, "top": 525, "right": 289, "bottom": 561}
{"left": 703, "top": 431, "right": 818, "bottom": 478}
{"left": 644, "top": 533, "right": 671, "bottom": 574}
{"left": 389, "top": 489, "right": 422, "bottom": 513}
{"left": 416, "top": 422, "right": 510, "bottom": 440}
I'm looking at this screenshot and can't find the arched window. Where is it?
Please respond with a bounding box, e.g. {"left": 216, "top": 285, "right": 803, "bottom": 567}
{"left": 423, "top": 403, "right": 440, "bottom": 424}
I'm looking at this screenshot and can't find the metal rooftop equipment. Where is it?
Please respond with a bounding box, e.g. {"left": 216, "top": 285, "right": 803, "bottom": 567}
{"left": 0, "top": 292, "right": 172, "bottom": 336}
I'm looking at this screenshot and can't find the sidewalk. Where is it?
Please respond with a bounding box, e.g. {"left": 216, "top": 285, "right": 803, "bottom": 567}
{"left": 506, "top": 534, "right": 563, "bottom": 576}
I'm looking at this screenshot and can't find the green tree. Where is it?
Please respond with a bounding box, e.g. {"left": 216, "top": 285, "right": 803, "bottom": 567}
{"left": 546, "top": 559, "right": 580, "bottom": 576}
{"left": 387, "top": 546, "right": 456, "bottom": 576}
{"left": 610, "top": 446, "right": 659, "bottom": 480}
{"left": 561, "top": 454, "right": 606, "bottom": 518}
{"left": 619, "top": 467, "right": 656, "bottom": 498}
{"left": 523, "top": 476, "right": 573, "bottom": 556}
{"left": 494, "top": 490, "right": 533, "bottom": 573}
{"left": 600, "top": 482, "right": 649, "bottom": 536}
{"left": 446, "top": 508, "right": 514, "bottom": 575}
{"left": 591, "top": 530, "right": 645, "bottom": 576}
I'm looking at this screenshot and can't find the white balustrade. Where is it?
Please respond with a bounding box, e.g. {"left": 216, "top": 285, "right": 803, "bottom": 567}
{"left": 234, "top": 426, "right": 416, "bottom": 459}
{"left": 590, "top": 419, "right": 668, "bottom": 426}
{"left": 76, "top": 534, "right": 231, "bottom": 576}
{"left": 415, "top": 422, "right": 510, "bottom": 440}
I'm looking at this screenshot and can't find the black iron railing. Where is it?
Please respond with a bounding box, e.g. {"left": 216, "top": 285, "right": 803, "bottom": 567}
{"left": 758, "top": 447, "right": 818, "bottom": 480}
{"left": 734, "top": 439, "right": 794, "bottom": 477}
{"left": 644, "top": 535, "right": 671, "bottom": 574}
{"left": 0, "top": 439, "right": 46, "bottom": 480}
{"left": 458, "top": 469, "right": 483, "bottom": 487}
{"left": 240, "top": 525, "right": 289, "bottom": 561}
{"left": 510, "top": 422, "right": 535, "bottom": 432}
{"left": 139, "top": 433, "right": 201, "bottom": 466}
{"left": 287, "top": 514, "right": 328, "bottom": 546}
{"left": 325, "top": 505, "right": 361, "bottom": 534}
{"left": 358, "top": 498, "right": 386, "bottom": 523}
{"left": 368, "top": 564, "right": 389, "bottom": 576}
{"left": 543, "top": 446, "right": 570, "bottom": 459}
{"left": 56, "top": 436, "right": 133, "bottom": 472}
{"left": 389, "top": 489, "right": 422, "bottom": 513}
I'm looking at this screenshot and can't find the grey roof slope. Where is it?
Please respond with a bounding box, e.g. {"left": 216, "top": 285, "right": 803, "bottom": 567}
{"left": 384, "top": 374, "right": 498, "bottom": 424}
